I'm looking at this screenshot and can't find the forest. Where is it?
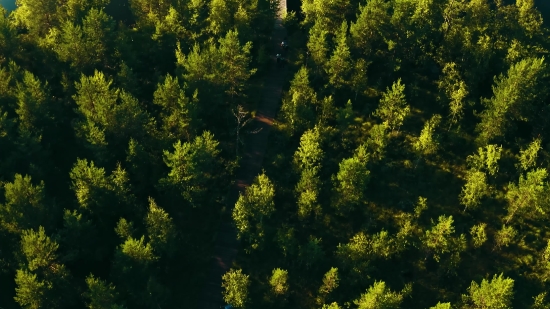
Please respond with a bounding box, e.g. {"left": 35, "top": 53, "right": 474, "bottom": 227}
{"left": 0, "top": 0, "right": 550, "bottom": 308}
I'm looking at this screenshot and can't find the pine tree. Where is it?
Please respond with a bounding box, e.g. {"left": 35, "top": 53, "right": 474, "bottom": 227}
{"left": 325, "top": 21, "right": 352, "bottom": 89}
{"left": 459, "top": 170, "right": 490, "bottom": 211}
{"left": 279, "top": 66, "right": 317, "bottom": 136}
{"left": 505, "top": 168, "right": 548, "bottom": 222}
{"left": 373, "top": 79, "right": 410, "bottom": 133}
{"left": 153, "top": 74, "right": 199, "bottom": 142}
{"left": 222, "top": 269, "right": 250, "bottom": 308}
{"left": 494, "top": 225, "right": 517, "bottom": 250}
{"left": 462, "top": 274, "right": 514, "bottom": 309}
{"left": 353, "top": 281, "right": 407, "bottom": 309}
{"left": 0, "top": 174, "right": 48, "bottom": 234}
{"left": 413, "top": 114, "right": 442, "bottom": 163}
{"left": 317, "top": 267, "right": 339, "bottom": 305}
{"left": 217, "top": 30, "right": 256, "bottom": 99}
{"left": 145, "top": 197, "right": 177, "bottom": 258}
{"left": 466, "top": 144, "right": 503, "bottom": 176}
{"left": 306, "top": 22, "right": 329, "bottom": 74}
{"left": 349, "top": 0, "right": 390, "bottom": 53}
{"left": 159, "top": 131, "right": 221, "bottom": 208}
{"left": 517, "top": 138, "right": 542, "bottom": 172}
{"left": 333, "top": 144, "right": 370, "bottom": 212}
{"left": 422, "top": 215, "right": 466, "bottom": 262}
{"left": 470, "top": 223, "right": 488, "bottom": 248}
{"left": 475, "top": 57, "right": 547, "bottom": 146}
{"left": 269, "top": 268, "right": 289, "bottom": 296}
{"left": 232, "top": 172, "right": 275, "bottom": 251}
{"left": 208, "top": 0, "right": 233, "bottom": 36}
{"left": 83, "top": 275, "right": 126, "bottom": 309}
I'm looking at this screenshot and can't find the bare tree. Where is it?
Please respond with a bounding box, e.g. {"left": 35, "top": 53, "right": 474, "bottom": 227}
{"left": 232, "top": 105, "right": 261, "bottom": 157}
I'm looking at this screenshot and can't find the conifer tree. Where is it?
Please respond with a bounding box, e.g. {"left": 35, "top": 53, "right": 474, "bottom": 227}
{"left": 0, "top": 174, "right": 48, "bottom": 234}
{"left": 354, "top": 281, "right": 408, "bottom": 309}
{"left": 269, "top": 268, "right": 289, "bottom": 296}
{"left": 505, "top": 168, "right": 548, "bottom": 223}
{"left": 462, "top": 274, "right": 514, "bottom": 309}
{"left": 222, "top": 268, "right": 250, "bottom": 308}
{"left": 333, "top": 144, "right": 370, "bottom": 212}
{"left": 232, "top": 172, "right": 275, "bottom": 251}
{"left": 153, "top": 74, "right": 199, "bottom": 142}
{"left": 325, "top": 21, "right": 352, "bottom": 89}
{"left": 475, "top": 57, "right": 547, "bottom": 145}
{"left": 373, "top": 79, "right": 410, "bottom": 133}
{"left": 217, "top": 30, "right": 256, "bottom": 100}
{"left": 460, "top": 170, "right": 490, "bottom": 211}
{"left": 280, "top": 66, "right": 317, "bottom": 136}
{"left": 159, "top": 131, "right": 221, "bottom": 208}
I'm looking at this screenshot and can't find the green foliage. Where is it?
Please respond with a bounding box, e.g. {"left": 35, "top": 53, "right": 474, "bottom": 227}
{"left": 294, "top": 126, "right": 323, "bottom": 170}
{"left": 422, "top": 215, "right": 466, "bottom": 262}
{"left": 208, "top": 0, "right": 232, "bottom": 36}
{"left": 333, "top": 144, "right": 370, "bottom": 212}
{"left": 153, "top": 74, "right": 199, "bottom": 141}
{"left": 16, "top": 226, "right": 74, "bottom": 308}
{"left": 160, "top": 131, "right": 221, "bottom": 207}
{"left": 536, "top": 240, "right": 550, "bottom": 283}
{"left": 15, "top": 71, "right": 49, "bottom": 135}
{"left": 307, "top": 22, "right": 329, "bottom": 72}
{"left": 222, "top": 268, "right": 250, "bottom": 308}
{"left": 233, "top": 172, "right": 275, "bottom": 251}
{"left": 413, "top": 114, "right": 442, "bottom": 157}
{"left": 70, "top": 159, "right": 136, "bottom": 223}
{"left": 349, "top": 0, "right": 390, "bottom": 52}
{"left": 438, "top": 62, "right": 469, "bottom": 128}
{"left": 505, "top": 168, "right": 548, "bottom": 222}
{"left": 317, "top": 267, "right": 339, "bottom": 305}
{"left": 459, "top": 170, "right": 489, "bottom": 211}
{"left": 494, "top": 225, "right": 517, "bottom": 250}
{"left": 532, "top": 293, "right": 550, "bottom": 309}
{"left": 475, "top": 57, "right": 547, "bottom": 145}
{"left": 145, "top": 197, "right": 177, "bottom": 257}
{"left": 336, "top": 231, "right": 398, "bottom": 279}
{"left": 269, "top": 268, "right": 289, "bottom": 296}
{"left": 114, "top": 218, "right": 135, "bottom": 240}
{"left": 56, "top": 209, "right": 97, "bottom": 262}
{"left": 466, "top": 145, "right": 503, "bottom": 176}
{"left": 414, "top": 196, "right": 428, "bottom": 218}
{"left": 20, "top": 226, "right": 58, "bottom": 271}
{"left": 0, "top": 174, "right": 47, "bottom": 234}
{"left": 301, "top": 0, "right": 350, "bottom": 33}
{"left": 296, "top": 167, "right": 322, "bottom": 219}
{"left": 462, "top": 274, "right": 514, "bottom": 309}
{"left": 280, "top": 66, "right": 317, "bottom": 136}
{"left": 299, "top": 236, "right": 324, "bottom": 269}
{"left": 14, "top": 269, "right": 46, "bottom": 309}
{"left": 366, "top": 122, "right": 389, "bottom": 161}
{"left": 12, "top": 0, "right": 58, "bottom": 36}
{"left": 217, "top": 30, "right": 257, "bottom": 98}
{"left": 326, "top": 21, "right": 352, "bottom": 89}
{"left": 470, "top": 223, "right": 488, "bottom": 248}
{"left": 430, "top": 302, "right": 452, "bottom": 309}
{"left": 83, "top": 275, "right": 125, "bottom": 309}
{"left": 275, "top": 224, "right": 298, "bottom": 259}
{"left": 517, "top": 138, "right": 542, "bottom": 172}
{"left": 322, "top": 303, "right": 342, "bottom": 309}
{"left": 353, "top": 281, "right": 407, "bottom": 309}
{"left": 373, "top": 79, "right": 410, "bottom": 133}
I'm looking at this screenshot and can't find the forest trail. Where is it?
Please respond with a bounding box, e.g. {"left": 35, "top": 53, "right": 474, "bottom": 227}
{"left": 198, "top": 1, "right": 288, "bottom": 308}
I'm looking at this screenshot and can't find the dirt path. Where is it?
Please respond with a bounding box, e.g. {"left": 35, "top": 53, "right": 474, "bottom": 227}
{"left": 198, "top": 2, "right": 287, "bottom": 308}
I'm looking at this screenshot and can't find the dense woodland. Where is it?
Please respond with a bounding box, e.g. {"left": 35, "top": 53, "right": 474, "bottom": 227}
{"left": 0, "top": 0, "right": 550, "bottom": 308}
